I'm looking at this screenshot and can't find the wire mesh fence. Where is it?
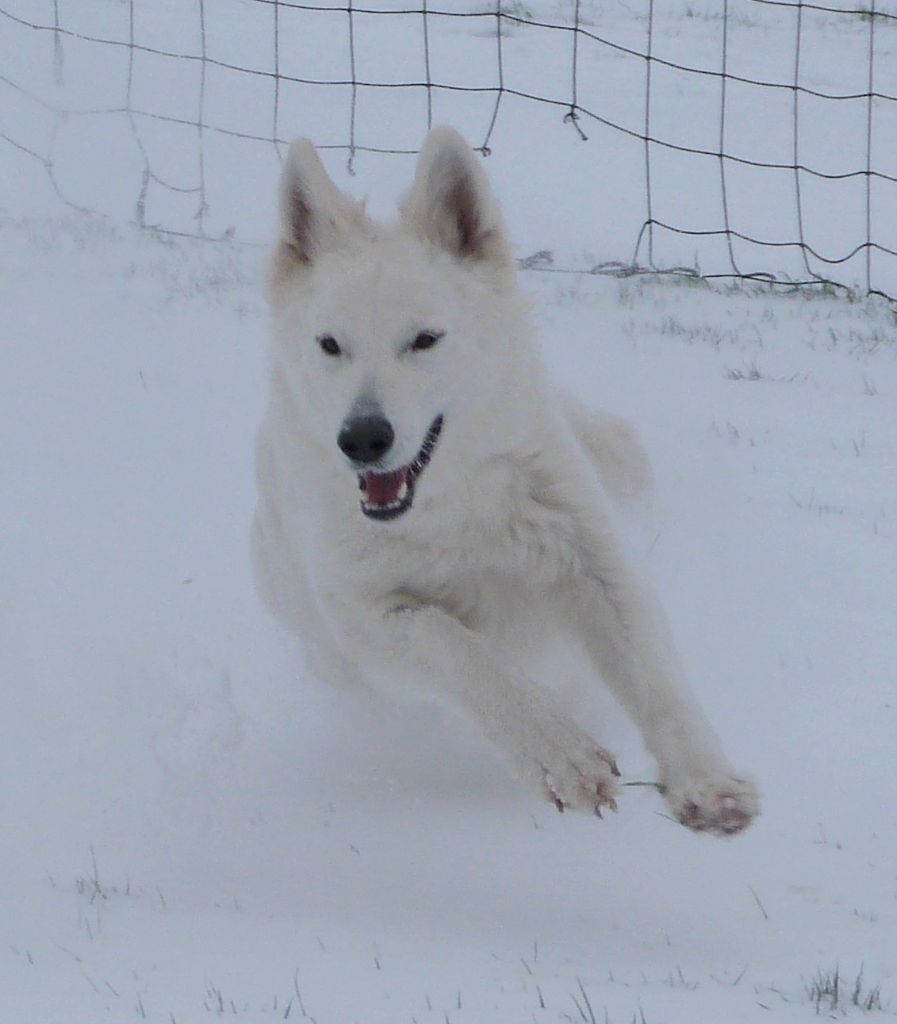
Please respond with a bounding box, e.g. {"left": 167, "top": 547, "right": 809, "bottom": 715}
{"left": 1, "top": 0, "right": 895, "bottom": 300}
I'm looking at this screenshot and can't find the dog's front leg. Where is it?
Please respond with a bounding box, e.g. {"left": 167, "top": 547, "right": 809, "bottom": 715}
{"left": 569, "top": 537, "right": 759, "bottom": 836}
{"left": 340, "top": 598, "right": 621, "bottom": 816}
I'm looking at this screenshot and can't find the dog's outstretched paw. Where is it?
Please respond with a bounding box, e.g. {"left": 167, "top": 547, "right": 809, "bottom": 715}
{"left": 663, "top": 771, "right": 760, "bottom": 837}
{"left": 526, "top": 728, "right": 621, "bottom": 817}
{"left": 540, "top": 750, "right": 621, "bottom": 817}
{"left": 491, "top": 687, "right": 621, "bottom": 818}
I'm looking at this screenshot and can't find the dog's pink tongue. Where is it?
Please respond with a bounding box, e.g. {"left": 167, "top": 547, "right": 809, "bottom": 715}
{"left": 363, "top": 467, "right": 407, "bottom": 506}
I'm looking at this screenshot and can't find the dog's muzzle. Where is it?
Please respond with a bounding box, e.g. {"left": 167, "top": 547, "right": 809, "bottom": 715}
{"left": 357, "top": 415, "right": 443, "bottom": 521}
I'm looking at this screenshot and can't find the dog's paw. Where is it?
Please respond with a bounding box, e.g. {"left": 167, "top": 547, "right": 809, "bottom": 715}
{"left": 662, "top": 770, "right": 760, "bottom": 837}
{"left": 540, "top": 747, "right": 621, "bottom": 817}
{"left": 507, "top": 712, "right": 621, "bottom": 817}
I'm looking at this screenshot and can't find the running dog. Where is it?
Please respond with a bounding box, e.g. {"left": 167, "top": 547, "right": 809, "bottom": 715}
{"left": 252, "top": 127, "right": 759, "bottom": 836}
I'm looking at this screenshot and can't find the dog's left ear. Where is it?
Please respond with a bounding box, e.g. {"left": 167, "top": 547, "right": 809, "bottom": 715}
{"left": 401, "top": 127, "right": 511, "bottom": 266}
{"left": 277, "top": 138, "right": 370, "bottom": 264}
{"left": 269, "top": 139, "right": 373, "bottom": 296}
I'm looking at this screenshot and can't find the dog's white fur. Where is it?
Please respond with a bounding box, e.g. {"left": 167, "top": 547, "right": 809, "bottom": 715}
{"left": 252, "top": 128, "right": 759, "bottom": 835}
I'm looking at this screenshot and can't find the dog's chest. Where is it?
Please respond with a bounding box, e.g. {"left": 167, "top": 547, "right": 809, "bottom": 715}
{"left": 374, "top": 492, "right": 583, "bottom": 624}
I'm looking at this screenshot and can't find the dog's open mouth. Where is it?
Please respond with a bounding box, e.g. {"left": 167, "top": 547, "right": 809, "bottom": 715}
{"left": 358, "top": 415, "right": 443, "bottom": 521}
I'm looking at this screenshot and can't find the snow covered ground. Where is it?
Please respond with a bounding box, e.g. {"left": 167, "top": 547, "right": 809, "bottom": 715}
{"left": 3, "top": 1, "right": 897, "bottom": 1022}
{"left": 2, "top": 209, "right": 896, "bottom": 1023}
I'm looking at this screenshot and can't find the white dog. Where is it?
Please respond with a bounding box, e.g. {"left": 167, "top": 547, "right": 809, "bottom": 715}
{"left": 252, "top": 127, "right": 759, "bottom": 836}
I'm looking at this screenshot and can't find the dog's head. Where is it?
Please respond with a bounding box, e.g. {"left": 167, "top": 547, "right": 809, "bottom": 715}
{"left": 267, "top": 127, "right": 527, "bottom": 523}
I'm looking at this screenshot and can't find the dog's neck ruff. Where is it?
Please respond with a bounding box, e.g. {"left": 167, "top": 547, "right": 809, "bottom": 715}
{"left": 358, "top": 415, "right": 443, "bottom": 521}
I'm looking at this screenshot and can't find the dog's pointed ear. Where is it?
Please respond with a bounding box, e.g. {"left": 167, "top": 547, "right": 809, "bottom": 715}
{"left": 401, "top": 127, "right": 511, "bottom": 266}
{"left": 277, "top": 138, "right": 367, "bottom": 265}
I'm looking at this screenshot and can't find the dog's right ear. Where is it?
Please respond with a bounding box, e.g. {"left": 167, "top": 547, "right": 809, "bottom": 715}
{"left": 401, "top": 127, "right": 511, "bottom": 267}
{"left": 276, "top": 139, "right": 367, "bottom": 266}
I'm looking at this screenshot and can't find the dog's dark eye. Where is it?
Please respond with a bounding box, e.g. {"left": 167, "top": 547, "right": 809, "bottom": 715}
{"left": 411, "top": 330, "right": 443, "bottom": 352}
{"left": 318, "top": 335, "right": 341, "bottom": 357}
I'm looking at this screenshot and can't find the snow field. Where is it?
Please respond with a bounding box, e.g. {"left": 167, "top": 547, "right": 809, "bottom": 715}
{"left": 2, "top": 208, "right": 896, "bottom": 1022}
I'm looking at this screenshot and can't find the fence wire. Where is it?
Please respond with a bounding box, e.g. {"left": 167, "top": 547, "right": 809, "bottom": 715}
{"left": 1, "top": 0, "right": 895, "bottom": 300}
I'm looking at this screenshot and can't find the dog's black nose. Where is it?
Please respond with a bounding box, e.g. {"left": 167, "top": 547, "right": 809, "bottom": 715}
{"left": 337, "top": 415, "right": 394, "bottom": 464}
